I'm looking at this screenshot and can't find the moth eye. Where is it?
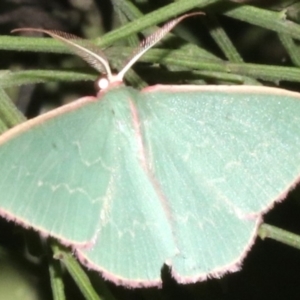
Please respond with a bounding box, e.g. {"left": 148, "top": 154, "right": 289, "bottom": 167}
{"left": 95, "top": 75, "right": 109, "bottom": 91}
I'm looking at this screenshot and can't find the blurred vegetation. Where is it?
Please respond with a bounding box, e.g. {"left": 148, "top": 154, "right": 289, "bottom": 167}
{"left": 1, "top": 0, "right": 300, "bottom": 299}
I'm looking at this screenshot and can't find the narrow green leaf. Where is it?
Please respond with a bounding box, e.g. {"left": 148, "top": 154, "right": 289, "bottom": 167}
{"left": 259, "top": 224, "right": 300, "bottom": 250}
{"left": 224, "top": 4, "right": 300, "bottom": 40}
{"left": 113, "top": 1, "right": 140, "bottom": 46}
{"left": 48, "top": 250, "right": 66, "bottom": 300}
{"left": 203, "top": 14, "right": 243, "bottom": 63}
{"left": 136, "top": 48, "right": 300, "bottom": 82}
{"left": 95, "top": 0, "right": 220, "bottom": 47}
{"left": 0, "top": 117, "right": 7, "bottom": 134}
{"left": 51, "top": 243, "right": 115, "bottom": 300}
{"left": 0, "top": 70, "right": 95, "bottom": 88}
{"left": 0, "top": 88, "right": 26, "bottom": 131}
{"left": 278, "top": 33, "right": 300, "bottom": 67}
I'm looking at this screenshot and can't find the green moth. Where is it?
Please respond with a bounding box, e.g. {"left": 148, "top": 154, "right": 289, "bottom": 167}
{"left": 0, "top": 13, "right": 300, "bottom": 287}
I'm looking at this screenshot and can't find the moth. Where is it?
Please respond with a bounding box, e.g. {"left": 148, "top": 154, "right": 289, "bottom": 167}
{"left": 0, "top": 13, "right": 300, "bottom": 287}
